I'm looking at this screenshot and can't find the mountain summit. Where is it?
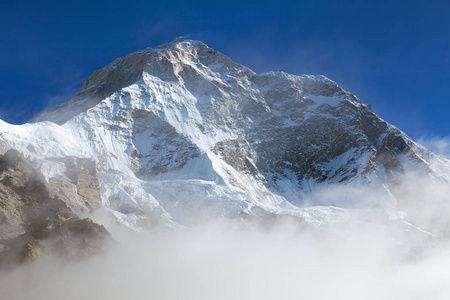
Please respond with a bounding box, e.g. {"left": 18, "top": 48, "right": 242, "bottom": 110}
{"left": 36, "top": 38, "right": 252, "bottom": 125}
{"left": 2, "top": 38, "right": 450, "bottom": 233}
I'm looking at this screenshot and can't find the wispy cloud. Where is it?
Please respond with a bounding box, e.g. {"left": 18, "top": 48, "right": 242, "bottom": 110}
{"left": 1, "top": 171, "right": 450, "bottom": 299}
{"left": 43, "top": 67, "right": 84, "bottom": 107}
{"left": 0, "top": 107, "right": 33, "bottom": 125}
{"left": 132, "top": 18, "right": 186, "bottom": 48}
{"left": 418, "top": 135, "right": 450, "bottom": 158}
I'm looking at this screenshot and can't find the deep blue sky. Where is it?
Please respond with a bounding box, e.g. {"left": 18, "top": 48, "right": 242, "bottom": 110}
{"left": 1, "top": 0, "right": 449, "bottom": 141}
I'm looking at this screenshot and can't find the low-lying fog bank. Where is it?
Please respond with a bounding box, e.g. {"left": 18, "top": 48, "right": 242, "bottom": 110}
{"left": 1, "top": 172, "right": 450, "bottom": 299}
{"left": 1, "top": 219, "right": 450, "bottom": 300}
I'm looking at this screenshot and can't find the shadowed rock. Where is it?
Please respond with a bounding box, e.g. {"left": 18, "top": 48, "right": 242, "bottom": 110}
{"left": 0, "top": 149, "right": 110, "bottom": 268}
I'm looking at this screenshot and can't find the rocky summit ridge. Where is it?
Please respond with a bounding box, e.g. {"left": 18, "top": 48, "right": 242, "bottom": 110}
{"left": 1, "top": 38, "right": 450, "bottom": 249}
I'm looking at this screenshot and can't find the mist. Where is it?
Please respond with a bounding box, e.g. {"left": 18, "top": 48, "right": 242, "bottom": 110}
{"left": 1, "top": 171, "right": 450, "bottom": 300}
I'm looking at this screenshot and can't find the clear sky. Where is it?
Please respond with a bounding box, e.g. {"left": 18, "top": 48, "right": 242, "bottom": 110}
{"left": 1, "top": 0, "right": 449, "bottom": 143}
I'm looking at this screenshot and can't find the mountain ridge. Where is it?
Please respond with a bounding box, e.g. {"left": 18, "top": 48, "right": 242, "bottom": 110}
{"left": 2, "top": 38, "right": 450, "bottom": 234}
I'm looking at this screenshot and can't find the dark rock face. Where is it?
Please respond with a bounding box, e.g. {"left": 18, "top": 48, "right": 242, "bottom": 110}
{"left": 130, "top": 110, "right": 201, "bottom": 177}
{"left": 0, "top": 150, "right": 110, "bottom": 268}
{"left": 210, "top": 75, "right": 412, "bottom": 192}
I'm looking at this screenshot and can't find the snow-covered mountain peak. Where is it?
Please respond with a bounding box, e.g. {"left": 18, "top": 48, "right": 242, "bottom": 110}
{"left": 4, "top": 39, "right": 450, "bottom": 231}
{"left": 35, "top": 38, "right": 256, "bottom": 125}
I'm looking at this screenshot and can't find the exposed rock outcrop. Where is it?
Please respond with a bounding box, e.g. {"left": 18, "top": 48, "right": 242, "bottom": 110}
{"left": 0, "top": 150, "right": 110, "bottom": 268}
{"left": 47, "top": 156, "right": 102, "bottom": 214}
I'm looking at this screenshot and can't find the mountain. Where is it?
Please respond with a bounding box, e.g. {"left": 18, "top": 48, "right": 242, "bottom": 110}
{"left": 1, "top": 37, "right": 450, "bottom": 236}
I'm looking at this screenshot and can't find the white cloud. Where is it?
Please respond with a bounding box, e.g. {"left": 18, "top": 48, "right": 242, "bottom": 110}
{"left": 418, "top": 135, "right": 450, "bottom": 158}
{"left": 1, "top": 172, "right": 450, "bottom": 299}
